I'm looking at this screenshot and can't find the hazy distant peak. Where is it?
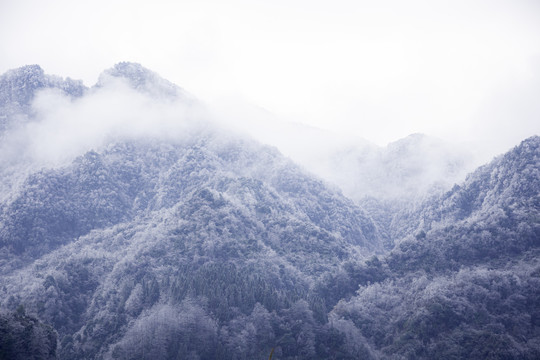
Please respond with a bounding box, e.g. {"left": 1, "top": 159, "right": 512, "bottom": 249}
{"left": 386, "top": 133, "right": 435, "bottom": 152}
{"left": 104, "top": 62, "right": 159, "bottom": 86}
{"left": 96, "top": 62, "right": 188, "bottom": 101}
{"left": 398, "top": 132, "right": 427, "bottom": 141}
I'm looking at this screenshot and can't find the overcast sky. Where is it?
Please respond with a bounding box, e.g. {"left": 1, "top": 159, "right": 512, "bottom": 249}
{"left": 1, "top": 0, "right": 539, "bottom": 153}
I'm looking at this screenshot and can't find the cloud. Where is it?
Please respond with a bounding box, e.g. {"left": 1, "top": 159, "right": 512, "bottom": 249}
{"left": 0, "top": 60, "right": 534, "bottom": 202}
{"left": 2, "top": 0, "right": 539, "bottom": 152}
{"left": 1, "top": 78, "right": 208, "bottom": 168}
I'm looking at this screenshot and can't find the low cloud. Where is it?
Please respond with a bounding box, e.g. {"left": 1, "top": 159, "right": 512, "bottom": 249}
{"left": 2, "top": 78, "right": 209, "bottom": 168}
{"left": 0, "top": 67, "right": 529, "bottom": 202}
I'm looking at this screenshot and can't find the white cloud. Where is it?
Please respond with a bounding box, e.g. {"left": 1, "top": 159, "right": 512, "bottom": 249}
{"left": 4, "top": 79, "right": 205, "bottom": 167}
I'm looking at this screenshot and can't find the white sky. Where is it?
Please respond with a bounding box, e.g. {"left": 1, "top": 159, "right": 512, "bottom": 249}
{"left": 1, "top": 0, "right": 539, "bottom": 152}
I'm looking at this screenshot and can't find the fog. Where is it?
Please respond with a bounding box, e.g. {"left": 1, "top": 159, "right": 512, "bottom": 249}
{"left": 0, "top": 66, "right": 491, "bottom": 202}
{"left": 1, "top": 0, "right": 539, "bottom": 153}
{"left": 2, "top": 80, "right": 202, "bottom": 167}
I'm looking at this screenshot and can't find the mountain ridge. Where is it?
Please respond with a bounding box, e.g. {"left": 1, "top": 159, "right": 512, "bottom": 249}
{"left": 95, "top": 62, "right": 191, "bottom": 101}
{"left": 0, "top": 64, "right": 86, "bottom": 134}
{"left": 0, "top": 64, "right": 538, "bottom": 359}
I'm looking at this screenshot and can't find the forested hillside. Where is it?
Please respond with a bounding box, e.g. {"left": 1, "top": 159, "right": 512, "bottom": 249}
{"left": 0, "top": 64, "right": 538, "bottom": 359}
{"left": 0, "top": 65, "right": 86, "bottom": 134}
{"left": 331, "top": 136, "right": 540, "bottom": 359}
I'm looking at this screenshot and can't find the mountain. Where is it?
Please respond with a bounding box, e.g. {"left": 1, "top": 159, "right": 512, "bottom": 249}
{"left": 330, "top": 136, "right": 540, "bottom": 359}
{"left": 96, "top": 62, "right": 192, "bottom": 102}
{"left": 197, "top": 96, "right": 476, "bottom": 205}
{"left": 292, "top": 133, "right": 478, "bottom": 249}
{"left": 0, "top": 65, "right": 86, "bottom": 134}
{"left": 292, "top": 132, "right": 476, "bottom": 202}
{"left": 0, "top": 136, "right": 383, "bottom": 262}
{"left": 0, "top": 136, "right": 384, "bottom": 359}
{"left": 0, "top": 64, "right": 386, "bottom": 359}
{"left": 386, "top": 135, "right": 540, "bottom": 271}
{"left": 0, "top": 64, "right": 538, "bottom": 359}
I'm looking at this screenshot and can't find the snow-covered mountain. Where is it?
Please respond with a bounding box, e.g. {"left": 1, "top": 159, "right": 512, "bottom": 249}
{"left": 0, "top": 64, "right": 538, "bottom": 359}
{"left": 0, "top": 65, "right": 86, "bottom": 134}
{"left": 300, "top": 132, "right": 476, "bottom": 202}
{"left": 332, "top": 136, "right": 540, "bottom": 358}
{"left": 95, "top": 62, "right": 191, "bottom": 102}
{"left": 207, "top": 101, "right": 477, "bottom": 203}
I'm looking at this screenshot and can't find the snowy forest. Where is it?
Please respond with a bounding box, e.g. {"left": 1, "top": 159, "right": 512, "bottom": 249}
{"left": 0, "top": 63, "right": 539, "bottom": 359}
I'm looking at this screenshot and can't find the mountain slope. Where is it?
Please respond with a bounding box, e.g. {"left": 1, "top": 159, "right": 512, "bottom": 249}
{"left": 388, "top": 135, "right": 540, "bottom": 272}
{"left": 0, "top": 123, "right": 384, "bottom": 358}
{"left": 0, "top": 65, "right": 86, "bottom": 134}
{"left": 0, "top": 64, "right": 538, "bottom": 359}
{"left": 329, "top": 136, "right": 540, "bottom": 359}
{"left": 0, "top": 307, "right": 57, "bottom": 360}
{"left": 0, "top": 136, "right": 382, "bottom": 260}
{"left": 95, "top": 62, "right": 191, "bottom": 101}
{"left": 301, "top": 133, "right": 475, "bottom": 202}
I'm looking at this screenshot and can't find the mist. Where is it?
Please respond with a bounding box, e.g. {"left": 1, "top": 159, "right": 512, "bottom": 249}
{"left": 0, "top": 63, "right": 533, "bottom": 204}
{"left": 2, "top": 79, "right": 203, "bottom": 167}
{"left": 1, "top": 3, "right": 539, "bottom": 359}
{"left": 205, "top": 96, "right": 485, "bottom": 200}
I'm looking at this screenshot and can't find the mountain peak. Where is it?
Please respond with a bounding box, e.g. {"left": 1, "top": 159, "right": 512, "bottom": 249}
{"left": 0, "top": 64, "right": 86, "bottom": 103}
{"left": 386, "top": 133, "right": 434, "bottom": 151}
{"left": 0, "top": 65, "right": 86, "bottom": 133}
{"left": 105, "top": 62, "right": 156, "bottom": 86}
{"left": 494, "top": 134, "right": 540, "bottom": 166}
{"left": 3, "top": 64, "right": 45, "bottom": 78}
{"left": 518, "top": 134, "right": 540, "bottom": 149}
{"left": 0, "top": 65, "right": 46, "bottom": 104}
{"left": 97, "top": 62, "right": 186, "bottom": 100}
